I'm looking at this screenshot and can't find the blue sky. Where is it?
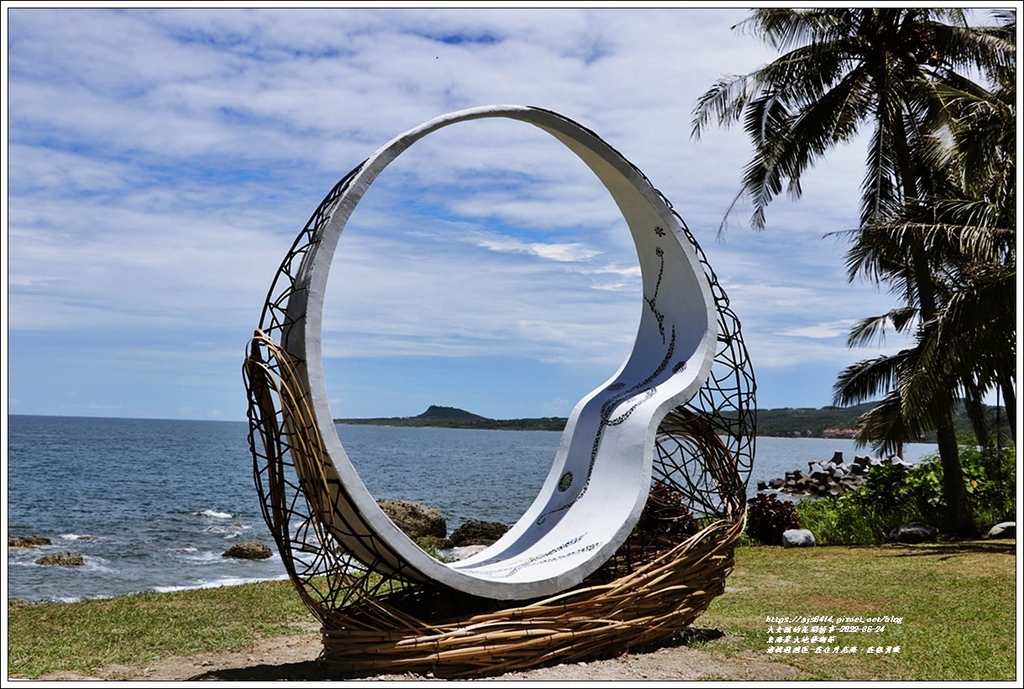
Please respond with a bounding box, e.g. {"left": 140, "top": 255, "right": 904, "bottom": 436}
{"left": 5, "top": 5, "right": 943, "bottom": 422}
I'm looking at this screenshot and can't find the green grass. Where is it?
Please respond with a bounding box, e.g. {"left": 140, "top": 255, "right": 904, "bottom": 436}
{"left": 699, "top": 540, "right": 1017, "bottom": 681}
{"left": 7, "top": 540, "right": 1017, "bottom": 680}
{"left": 7, "top": 580, "right": 312, "bottom": 679}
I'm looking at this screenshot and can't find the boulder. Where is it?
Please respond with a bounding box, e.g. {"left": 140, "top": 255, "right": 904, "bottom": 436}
{"left": 9, "top": 535, "right": 52, "bottom": 549}
{"left": 985, "top": 522, "right": 1015, "bottom": 539}
{"left": 888, "top": 522, "right": 939, "bottom": 544}
{"left": 782, "top": 529, "right": 816, "bottom": 548}
{"left": 445, "top": 519, "right": 509, "bottom": 547}
{"left": 222, "top": 541, "right": 273, "bottom": 560}
{"left": 35, "top": 551, "right": 85, "bottom": 567}
{"left": 378, "top": 499, "right": 447, "bottom": 540}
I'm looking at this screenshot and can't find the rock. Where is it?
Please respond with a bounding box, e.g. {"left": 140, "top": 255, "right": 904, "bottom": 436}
{"left": 888, "top": 522, "right": 939, "bottom": 544}
{"left": 378, "top": 499, "right": 447, "bottom": 540}
{"left": 985, "top": 522, "right": 1015, "bottom": 539}
{"left": 222, "top": 541, "right": 273, "bottom": 560}
{"left": 445, "top": 519, "right": 509, "bottom": 547}
{"left": 35, "top": 551, "right": 85, "bottom": 567}
{"left": 9, "top": 535, "right": 52, "bottom": 548}
{"left": 782, "top": 529, "right": 816, "bottom": 548}
{"left": 829, "top": 451, "right": 844, "bottom": 465}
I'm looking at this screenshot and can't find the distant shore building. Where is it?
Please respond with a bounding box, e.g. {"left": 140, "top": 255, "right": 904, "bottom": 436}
{"left": 822, "top": 428, "right": 858, "bottom": 439}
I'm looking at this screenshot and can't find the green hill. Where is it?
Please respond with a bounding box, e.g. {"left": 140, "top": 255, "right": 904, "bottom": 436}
{"left": 336, "top": 403, "right": 1003, "bottom": 440}
{"left": 414, "top": 405, "right": 489, "bottom": 423}
{"left": 334, "top": 406, "right": 565, "bottom": 431}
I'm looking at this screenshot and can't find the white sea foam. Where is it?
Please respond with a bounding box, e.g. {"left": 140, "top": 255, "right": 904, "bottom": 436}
{"left": 153, "top": 573, "right": 290, "bottom": 594}
{"left": 198, "top": 509, "right": 233, "bottom": 519}
{"left": 203, "top": 523, "right": 250, "bottom": 538}
{"left": 174, "top": 549, "right": 223, "bottom": 564}
{"left": 59, "top": 533, "right": 97, "bottom": 542}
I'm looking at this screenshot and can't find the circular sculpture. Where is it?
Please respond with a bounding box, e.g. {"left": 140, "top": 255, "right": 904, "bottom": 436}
{"left": 244, "top": 105, "right": 755, "bottom": 675}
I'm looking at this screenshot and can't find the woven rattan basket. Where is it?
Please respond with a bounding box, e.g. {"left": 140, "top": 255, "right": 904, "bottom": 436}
{"left": 316, "top": 518, "right": 744, "bottom": 677}
{"left": 245, "top": 329, "right": 749, "bottom": 678}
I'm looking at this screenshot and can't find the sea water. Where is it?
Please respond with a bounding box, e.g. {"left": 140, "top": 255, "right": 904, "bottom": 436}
{"left": 5, "top": 415, "right": 938, "bottom": 603}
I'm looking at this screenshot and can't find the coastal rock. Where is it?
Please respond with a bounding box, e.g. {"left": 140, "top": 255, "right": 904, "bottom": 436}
{"left": 9, "top": 535, "right": 52, "bottom": 549}
{"left": 763, "top": 454, "right": 907, "bottom": 498}
{"left": 377, "top": 499, "right": 447, "bottom": 540}
{"left": 35, "top": 551, "right": 85, "bottom": 567}
{"left": 222, "top": 541, "right": 273, "bottom": 560}
{"left": 445, "top": 519, "right": 509, "bottom": 548}
{"left": 888, "top": 522, "right": 939, "bottom": 544}
{"left": 985, "top": 522, "right": 1015, "bottom": 539}
{"left": 782, "top": 529, "right": 816, "bottom": 548}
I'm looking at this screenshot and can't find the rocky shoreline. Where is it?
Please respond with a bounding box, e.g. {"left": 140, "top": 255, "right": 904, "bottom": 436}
{"left": 756, "top": 451, "right": 908, "bottom": 498}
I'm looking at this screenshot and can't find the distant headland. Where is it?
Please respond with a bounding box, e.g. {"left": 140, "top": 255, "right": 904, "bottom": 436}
{"left": 335, "top": 403, "right": 992, "bottom": 441}
{"left": 334, "top": 405, "right": 566, "bottom": 432}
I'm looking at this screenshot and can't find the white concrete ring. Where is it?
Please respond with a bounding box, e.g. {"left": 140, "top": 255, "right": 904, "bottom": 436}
{"left": 283, "top": 105, "right": 718, "bottom": 600}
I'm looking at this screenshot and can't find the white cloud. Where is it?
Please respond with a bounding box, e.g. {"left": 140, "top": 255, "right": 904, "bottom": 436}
{"left": 5, "top": 6, "right": 925, "bottom": 418}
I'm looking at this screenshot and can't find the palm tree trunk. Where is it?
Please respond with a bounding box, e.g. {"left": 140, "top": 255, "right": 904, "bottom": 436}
{"left": 999, "top": 371, "right": 1016, "bottom": 442}
{"left": 963, "top": 380, "right": 991, "bottom": 450}
{"left": 893, "top": 115, "right": 977, "bottom": 538}
{"left": 934, "top": 416, "right": 978, "bottom": 537}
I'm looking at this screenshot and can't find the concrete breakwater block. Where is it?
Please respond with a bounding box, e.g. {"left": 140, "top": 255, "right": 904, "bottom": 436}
{"left": 757, "top": 453, "right": 909, "bottom": 498}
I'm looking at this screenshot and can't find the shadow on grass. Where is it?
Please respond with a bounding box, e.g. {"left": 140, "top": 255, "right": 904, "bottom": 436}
{"left": 190, "top": 660, "right": 329, "bottom": 681}
{"left": 883, "top": 539, "right": 1015, "bottom": 557}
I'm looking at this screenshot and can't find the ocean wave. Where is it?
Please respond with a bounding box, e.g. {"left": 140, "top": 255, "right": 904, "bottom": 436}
{"left": 10, "top": 555, "right": 115, "bottom": 574}
{"left": 197, "top": 509, "right": 233, "bottom": 519}
{"left": 152, "top": 573, "right": 291, "bottom": 594}
{"left": 171, "top": 549, "right": 223, "bottom": 564}
{"left": 203, "top": 523, "right": 249, "bottom": 535}
{"left": 59, "top": 533, "right": 98, "bottom": 542}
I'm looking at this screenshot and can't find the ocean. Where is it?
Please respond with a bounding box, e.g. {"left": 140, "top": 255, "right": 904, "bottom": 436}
{"left": 5, "top": 415, "right": 939, "bottom": 603}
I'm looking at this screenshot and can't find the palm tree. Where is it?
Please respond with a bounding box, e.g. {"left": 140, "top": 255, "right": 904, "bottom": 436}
{"left": 833, "top": 38, "right": 1016, "bottom": 485}
{"left": 691, "top": 9, "right": 1014, "bottom": 536}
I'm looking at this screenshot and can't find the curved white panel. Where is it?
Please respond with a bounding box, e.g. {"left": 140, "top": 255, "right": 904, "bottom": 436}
{"left": 284, "top": 105, "right": 718, "bottom": 599}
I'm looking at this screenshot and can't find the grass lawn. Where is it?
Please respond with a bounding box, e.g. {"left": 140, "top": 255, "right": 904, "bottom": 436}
{"left": 699, "top": 539, "right": 1018, "bottom": 681}
{"left": 7, "top": 539, "right": 1018, "bottom": 681}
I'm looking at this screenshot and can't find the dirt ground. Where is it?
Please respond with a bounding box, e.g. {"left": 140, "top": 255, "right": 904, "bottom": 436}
{"left": 37, "top": 626, "right": 802, "bottom": 682}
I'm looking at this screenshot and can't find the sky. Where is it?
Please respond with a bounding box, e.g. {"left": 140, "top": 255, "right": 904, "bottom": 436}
{"left": 4, "top": 4, "right": 990, "bottom": 422}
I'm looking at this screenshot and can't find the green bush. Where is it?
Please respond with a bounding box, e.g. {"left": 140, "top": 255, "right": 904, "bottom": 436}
{"left": 795, "top": 493, "right": 918, "bottom": 545}
{"left": 903, "top": 443, "right": 1016, "bottom": 529}
{"left": 796, "top": 440, "right": 1016, "bottom": 544}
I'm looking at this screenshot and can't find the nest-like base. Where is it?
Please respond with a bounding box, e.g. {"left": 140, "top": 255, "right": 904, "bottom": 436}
{"left": 315, "top": 517, "right": 742, "bottom": 678}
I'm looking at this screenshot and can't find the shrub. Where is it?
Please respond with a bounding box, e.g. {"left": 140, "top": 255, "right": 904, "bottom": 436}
{"left": 746, "top": 493, "right": 800, "bottom": 545}
{"left": 903, "top": 442, "right": 1016, "bottom": 529}
{"left": 637, "top": 480, "right": 699, "bottom": 543}
{"left": 796, "top": 440, "right": 1017, "bottom": 544}
{"left": 796, "top": 494, "right": 918, "bottom": 545}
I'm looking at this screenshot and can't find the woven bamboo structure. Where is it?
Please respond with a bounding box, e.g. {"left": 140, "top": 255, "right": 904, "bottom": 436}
{"left": 243, "top": 106, "right": 755, "bottom": 677}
